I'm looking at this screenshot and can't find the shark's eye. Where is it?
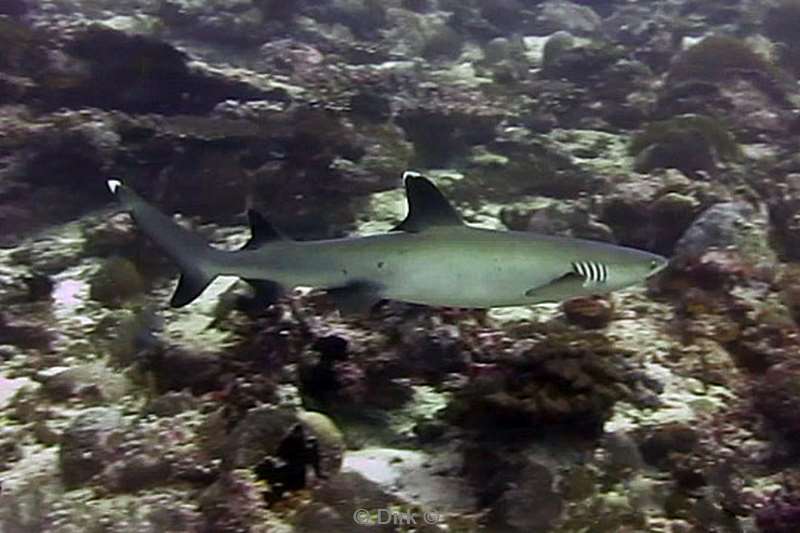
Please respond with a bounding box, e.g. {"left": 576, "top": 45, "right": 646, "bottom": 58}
{"left": 650, "top": 259, "right": 661, "bottom": 270}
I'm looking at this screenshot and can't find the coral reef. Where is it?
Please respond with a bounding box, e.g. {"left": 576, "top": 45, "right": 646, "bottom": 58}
{"left": 630, "top": 114, "right": 740, "bottom": 178}
{"left": 2, "top": 0, "right": 800, "bottom": 531}
{"left": 763, "top": 0, "right": 800, "bottom": 76}
{"left": 445, "top": 326, "right": 659, "bottom": 438}
{"left": 667, "top": 35, "right": 782, "bottom": 85}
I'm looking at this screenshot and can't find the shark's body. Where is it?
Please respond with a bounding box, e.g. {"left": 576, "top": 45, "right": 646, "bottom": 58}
{"left": 108, "top": 174, "right": 668, "bottom": 313}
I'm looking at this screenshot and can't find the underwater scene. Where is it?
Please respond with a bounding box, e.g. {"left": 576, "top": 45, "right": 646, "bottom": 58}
{"left": 4, "top": 0, "right": 800, "bottom": 531}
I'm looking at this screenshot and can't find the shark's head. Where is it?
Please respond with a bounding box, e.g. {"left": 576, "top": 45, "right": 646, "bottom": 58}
{"left": 525, "top": 242, "right": 670, "bottom": 304}
{"left": 599, "top": 248, "right": 669, "bottom": 292}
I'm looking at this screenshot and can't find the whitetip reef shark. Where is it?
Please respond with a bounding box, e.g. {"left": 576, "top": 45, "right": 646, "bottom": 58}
{"left": 107, "top": 172, "right": 668, "bottom": 314}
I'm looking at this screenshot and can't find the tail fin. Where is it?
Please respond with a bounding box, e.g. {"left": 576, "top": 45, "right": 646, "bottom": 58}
{"left": 107, "top": 179, "right": 219, "bottom": 307}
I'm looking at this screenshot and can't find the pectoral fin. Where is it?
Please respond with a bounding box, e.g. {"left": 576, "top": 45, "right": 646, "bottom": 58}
{"left": 326, "top": 281, "right": 383, "bottom": 315}
{"left": 524, "top": 272, "right": 585, "bottom": 303}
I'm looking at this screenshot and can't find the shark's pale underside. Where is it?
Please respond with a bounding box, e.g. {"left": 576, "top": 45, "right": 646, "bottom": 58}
{"left": 107, "top": 173, "right": 668, "bottom": 313}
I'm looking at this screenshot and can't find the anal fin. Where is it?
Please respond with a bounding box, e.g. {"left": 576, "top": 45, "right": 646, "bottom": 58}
{"left": 326, "top": 281, "right": 383, "bottom": 316}
{"left": 171, "top": 267, "right": 215, "bottom": 308}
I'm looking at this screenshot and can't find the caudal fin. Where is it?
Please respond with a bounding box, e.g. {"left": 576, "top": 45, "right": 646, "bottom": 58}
{"left": 107, "top": 179, "right": 219, "bottom": 308}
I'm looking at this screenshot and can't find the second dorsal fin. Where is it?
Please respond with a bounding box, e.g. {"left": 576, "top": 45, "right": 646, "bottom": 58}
{"left": 242, "top": 209, "right": 286, "bottom": 250}
{"left": 392, "top": 172, "right": 463, "bottom": 232}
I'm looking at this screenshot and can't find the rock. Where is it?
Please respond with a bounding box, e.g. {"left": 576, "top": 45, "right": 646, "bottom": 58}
{"left": 82, "top": 213, "right": 139, "bottom": 257}
{"left": 651, "top": 192, "right": 701, "bottom": 226}
{"left": 160, "top": 0, "right": 275, "bottom": 46}
{"left": 421, "top": 24, "right": 465, "bottom": 60}
{"left": 675, "top": 250, "right": 754, "bottom": 295}
{"left": 653, "top": 81, "right": 733, "bottom": 122}
{"left": 673, "top": 202, "right": 768, "bottom": 265}
{"left": 144, "top": 391, "right": 198, "bottom": 417}
{"left": 0, "top": 0, "right": 28, "bottom": 17}
{"left": 198, "top": 469, "right": 273, "bottom": 532}
{"left": 501, "top": 198, "right": 613, "bottom": 242}
{"left": 222, "top": 406, "right": 344, "bottom": 502}
{"left": 299, "top": 346, "right": 364, "bottom": 406}
{"left": 484, "top": 37, "right": 511, "bottom": 64}
{"left": 755, "top": 487, "right": 800, "bottom": 533}
{"left": 59, "top": 407, "right": 123, "bottom": 488}
{"left": 312, "top": 0, "right": 388, "bottom": 40}
{"left": 413, "top": 419, "right": 447, "bottom": 443}
{"left": 0, "top": 313, "right": 55, "bottom": 351}
{"left": 297, "top": 411, "right": 346, "bottom": 476}
{"left": 535, "top": 1, "right": 603, "bottom": 36}
{"left": 725, "top": 315, "right": 796, "bottom": 373}
{"left": 104, "top": 453, "right": 173, "bottom": 493}
{"left": 602, "top": 431, "right": 645, "bottom": 471}
{"left": 343, "top": 447, "right": 474, "bottom": 512}
{"left": 468, "top": 133, "right": 601, "bottom": 199}
{"left": 159, "top": 146, "right": 248, "bottom": 221}
{"left": 0, "top": 204, "right": 37, "bottom": 248}
{"left": 16, "top": 271, "right": 54, "bottom": 302}
{"left": 600, "top": 176, "right": 708, "bottom": 254}
{"left": 0, "top": 376, "right": 35, "bottom": 411}
{"left": 294, "top": 471, "right": 400, "bottom": 532}
{"left": 17, "top": 112, "right": 118, "bottom": 188}
{"left": 88, "top": 257, "right": 146, "bottom": 307}
{"left": 560, "top": 465, "right": 596, "bottom": 502}
{"left": 401, "top": 0, "right": 431, "bottom": 12}
{"left": 52, "top": 26, "right": 272, "bottom": 114}
{"left": 349, "top": 91, "right": 391, "bottom": 122}
{"left": 766, "top": 186, "right": 800, "bottom": 262}
{"left": 402, "top": 327, "right": 470, "bottom": 379}
{"left": 107, "top": 307, "right": 164, "bottom": 367}
{"left": 0, "top": 109, "right": 123, "bottom": 242}
{"left": 603, "top": 4, "right": 666, "bottom": 46}
{"left": 753, "top": 359, "right": 800, "bottom": 449}
{"left": 563, "top": 296, "right": 614, "bottom": 329}
{"left": 396, "top": 106, "right": 502, "bottom": 167}
{"left": 0, "top": 18, "right": 49, "bottom": 78}
{"left": 486, "top": 460, "right": 563, "bottom": 532}
{"left": 603, "top": 101, "right": 647, "bottom": 130}
{"left": 480, "top": 0, "right": 529, "bottom": 33}
{"left": 541, "top": 37, "right": 623, "bottom": 84}
{"left": 37, "top": 363, "right": 128, "bottom": 402}
{"left": 636, "top": 423, "right": 698, "bottom": 469}
{"left": 313, "top": 335, "right": 349, "bottom": 363}
{"left": 148, "top": 346, "right": 223, "bottom": 394}
{"left": 779, "top": 264, "right": 800, "bottom": 325}
{"left": 0, "top": 428, "right": 23, "bottom": 469}
{"left": 541, "top": 31, "right": 576, "bottom": 72}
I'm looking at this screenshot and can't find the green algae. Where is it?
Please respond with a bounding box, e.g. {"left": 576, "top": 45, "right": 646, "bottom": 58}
{"left": 629, "top": 113, "right": 741, "bottom": 162}
{"left": 668, "top": 35, "right": 782, "bottom": 83}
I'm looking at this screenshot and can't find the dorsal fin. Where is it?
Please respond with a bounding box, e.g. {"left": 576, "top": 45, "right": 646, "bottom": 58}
{"left": 392, "top": 172, "right": 463, "bottom": 232}
{"left": 242, "top": 209, "right": 286, "bottom": 250}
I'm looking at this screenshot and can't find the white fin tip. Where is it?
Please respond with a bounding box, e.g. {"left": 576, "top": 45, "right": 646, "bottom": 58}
{"left": 402, "top": 170, "right": 422, "bottom": 180}
{"left": 107, "top": 179, "right": 122, "bottom": 194}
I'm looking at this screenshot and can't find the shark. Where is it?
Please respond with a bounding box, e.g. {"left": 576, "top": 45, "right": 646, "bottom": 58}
{"left": 106, "top": 173, "right": 668, "bottom": 313}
